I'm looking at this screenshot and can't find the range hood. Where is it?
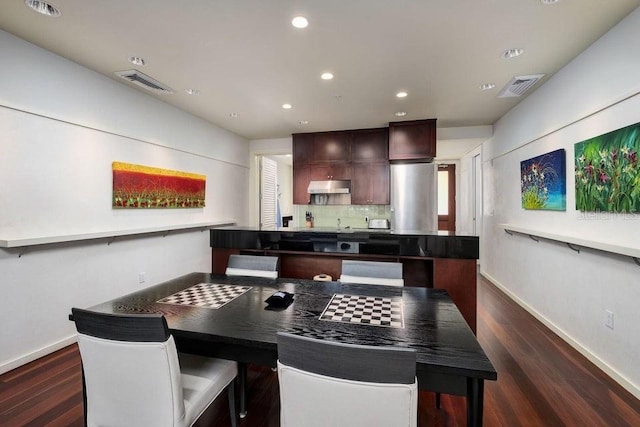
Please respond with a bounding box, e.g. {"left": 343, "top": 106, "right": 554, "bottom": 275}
{"left": 307, "top": 180, "right": 351, "bottom": 194}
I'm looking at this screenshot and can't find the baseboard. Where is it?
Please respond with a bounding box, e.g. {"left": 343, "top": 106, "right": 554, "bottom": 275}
{"left": 480, "top": 269, "right": 640, "bottom": 401}
{"left": 0, "top": 335, "right": 78, "bottom": 376}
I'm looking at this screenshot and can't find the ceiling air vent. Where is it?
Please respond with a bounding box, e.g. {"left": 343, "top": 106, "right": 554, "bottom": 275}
{"left": 497, "top": 74, "right": 545, "bottom": 98}
{"left": 114, "top": 69, "right": 174, "bottom": 94}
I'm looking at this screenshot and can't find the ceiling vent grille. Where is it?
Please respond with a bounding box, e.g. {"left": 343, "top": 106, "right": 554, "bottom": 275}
{"left": 497, "top": 74, "right": 545, "bottom": 98}
{"left": 114, "top": 69, "right": 174, "bottom": 94}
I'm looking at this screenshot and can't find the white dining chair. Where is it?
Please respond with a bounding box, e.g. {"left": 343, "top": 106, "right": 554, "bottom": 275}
{"left": 277, "top": 332, "right": 417, "bottom": 427}
{"left": 72, "top": 308, "right": 238, "bottom": 427}
{"left": 225, "top": 254, "right": 279, "bottom": 279}
{"left": 339, "top": 259, "right": 404, "bottom": 286}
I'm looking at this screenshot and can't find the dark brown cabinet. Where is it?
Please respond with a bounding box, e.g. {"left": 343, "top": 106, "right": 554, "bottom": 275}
{"left": 310, "top": 163, "right": 351, "bottom": 181}
{"left": 351, "top": 163, "right": 389, "bottom": 204}
{"left": 312, "top": 132, "right": 350, "bottom": 162}
{"left": 293, "top": 133, "right": 314, "bottom": 165}
{"left": 389, "top": 119, "right": 437, "bottom": 161}
{"left": 352, "top": 128, "right": 388, "bottom": 162}
{"left": 292, "top": 164, "right": 311, "bottom": 204}
{"left": 292, "top": 127, "right": 394, "bottom": 205}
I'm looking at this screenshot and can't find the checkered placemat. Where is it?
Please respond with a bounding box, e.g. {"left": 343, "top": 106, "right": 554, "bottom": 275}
{"left": 157, "top": 283, "right": 251, "bottom": 309}
{"left": 319, "top": 293, "right": 404, "bottom": 328}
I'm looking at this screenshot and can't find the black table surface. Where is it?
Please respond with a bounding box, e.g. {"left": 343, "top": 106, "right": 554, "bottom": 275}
{"left": 84, "top": 272, "right": 496, "bottom": 389}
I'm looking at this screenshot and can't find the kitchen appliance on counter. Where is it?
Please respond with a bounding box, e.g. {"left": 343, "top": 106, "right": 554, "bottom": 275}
{"left": 390, "top": 162, "right": 438, "bottom": 231}
{"left": 368, "top": 219, "right": 390, "bottom": 229}
{"left": 307, "top": 180, "right": 351, "bottom": 205}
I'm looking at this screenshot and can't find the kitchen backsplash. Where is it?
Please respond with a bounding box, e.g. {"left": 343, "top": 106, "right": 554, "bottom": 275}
{"left": 294, "top": 205, "right": 391, "bottom": 229}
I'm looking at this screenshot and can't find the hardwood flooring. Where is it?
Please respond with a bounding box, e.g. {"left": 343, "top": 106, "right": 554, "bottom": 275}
{"left": 1, "top": 275, "right": 639, "bottom": 426}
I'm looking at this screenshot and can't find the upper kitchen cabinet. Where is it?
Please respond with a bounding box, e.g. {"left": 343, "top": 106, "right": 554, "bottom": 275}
{"left": 351, "top": 162, "right": 389, "bottom": 205}
{"left": 292, "top": 133, "right": 314, "bottom": 165}
{"left": 313, "top": 132, "right": 350, "bottom": 162}
{"left": 389, "top": 119, "right": 437, "bottom": 161}
{"left": 310, "top": 163, "right": 351, "bottom": 181}
{"left": 351, "top": 128, "right": 388, "bottom": 163}
{"left": 292, "top": 164, "right": 311, "bottom": 205}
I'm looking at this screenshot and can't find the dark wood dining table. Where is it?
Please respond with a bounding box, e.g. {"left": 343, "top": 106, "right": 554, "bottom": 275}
{"left": 76, "top": 272, "right": 497, "bottom": 427}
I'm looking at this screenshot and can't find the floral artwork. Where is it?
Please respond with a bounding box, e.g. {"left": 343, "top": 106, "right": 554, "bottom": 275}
{"left": 112, "top": 162, "right": 206, "bottom": 208}
{"left": 575, "top": 123, "right": 640, "bottom": 212}
{"left": 520, "top": 149, "right": 566, "bottom": 210}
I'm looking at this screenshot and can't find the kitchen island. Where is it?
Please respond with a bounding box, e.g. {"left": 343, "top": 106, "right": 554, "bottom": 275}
{"left": 210, "top": 226, "right": 479, "bottom": 332}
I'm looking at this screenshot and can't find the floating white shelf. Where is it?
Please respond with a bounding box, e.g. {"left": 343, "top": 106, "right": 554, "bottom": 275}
{"left": 0, "top": 220, "right": 236, "bottom": 250}
{"left": 500, "top": 223, "right": 640, "bottom": 266}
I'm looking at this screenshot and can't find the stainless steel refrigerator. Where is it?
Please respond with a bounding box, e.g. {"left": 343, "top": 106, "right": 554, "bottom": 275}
{"left": 390, "top": 162, "right": 438, "bottom": 231}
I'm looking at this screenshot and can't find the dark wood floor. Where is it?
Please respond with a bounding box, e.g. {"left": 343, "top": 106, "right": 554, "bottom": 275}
{"left": 2, "top": 276, "right": 639, "bottom": 426}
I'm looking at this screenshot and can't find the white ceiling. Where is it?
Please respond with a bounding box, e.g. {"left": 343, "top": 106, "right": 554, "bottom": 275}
{"left": 1, "top": 0, "right": 638, "bottom": 142}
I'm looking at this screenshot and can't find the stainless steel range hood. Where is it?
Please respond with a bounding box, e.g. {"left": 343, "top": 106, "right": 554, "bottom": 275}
{"left": 307, "top": 180, "right": 351, "bottom": 205}
{"left": 307, "top": 180, "right": 351, "bottom": 194}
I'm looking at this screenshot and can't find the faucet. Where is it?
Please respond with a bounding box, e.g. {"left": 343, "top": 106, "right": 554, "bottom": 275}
{"left": 337, "top": 218, "right": 341, "bottom": 230}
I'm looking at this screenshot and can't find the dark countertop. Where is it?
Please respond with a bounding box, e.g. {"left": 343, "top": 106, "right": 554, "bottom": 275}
{"left": 211, "top": 226, "right": 479, "bottom": 259}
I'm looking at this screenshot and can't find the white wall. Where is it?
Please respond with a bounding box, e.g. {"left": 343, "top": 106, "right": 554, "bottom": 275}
{"left": 0, "top": 30, "right": 250, "bottom": 373}
{"left": 481, "top": 7, "right": 640, "bottom": 398}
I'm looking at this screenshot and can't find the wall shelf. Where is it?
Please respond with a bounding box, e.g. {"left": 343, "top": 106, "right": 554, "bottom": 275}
{"left": 500, "top": 224, "right": 640, "bottom": 266}
{"left": 0, "top": 220, "right": 236, "bottom": 256}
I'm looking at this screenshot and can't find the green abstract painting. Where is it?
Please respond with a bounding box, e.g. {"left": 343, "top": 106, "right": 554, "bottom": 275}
{"left": 575, "top": 123, "right": 640, "bottom": 212}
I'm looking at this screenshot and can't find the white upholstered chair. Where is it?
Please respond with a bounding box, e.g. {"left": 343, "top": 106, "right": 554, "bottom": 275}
{"left": 225, "top": 254, "right": 279, "bottom": 279}
{"left": 72, "top": 308, "right": 238, "bottom": 427}
{"left": 338, "top": 259, "right": 404, "bottom": 287}
{"left": 276, "top": 332, "right": 418, "bottom": 427}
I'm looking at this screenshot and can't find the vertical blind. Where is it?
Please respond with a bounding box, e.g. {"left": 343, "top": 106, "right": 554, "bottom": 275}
{"left": 260, "top": 157, "right": 278, "bottom": 229}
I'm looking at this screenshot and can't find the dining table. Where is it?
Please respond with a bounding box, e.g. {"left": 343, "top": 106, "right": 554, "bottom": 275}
{"left": 73, "top": 272, "right": 497, "bottom": 427}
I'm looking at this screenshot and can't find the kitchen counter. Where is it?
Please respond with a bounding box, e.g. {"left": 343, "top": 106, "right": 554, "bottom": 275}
{"left": 210, "top": 226, "right": 480, "bottom": 332}
{"left": 210, "top": 226, "right": 478, "bottom": 259}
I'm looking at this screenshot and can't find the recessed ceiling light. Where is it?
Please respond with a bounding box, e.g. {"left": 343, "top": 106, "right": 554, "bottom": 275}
{"left": 25, "top": 0, "right": 61, "bottom": 17}
{"left": 503, "top": 48, "right": 524, "bottom": 59}
{"left": 299, "top": 120, "right": 309, "bottom": 125}
{"left": 128, "top": 56, "right": 147, "bottom": 66}
{"left": 395, "top": 111, "right": 407, "bottom": 117}
{"left": 480, "top": 83, "right": 496, "bottom": 91}
{"left": 291, "top": 16, "right": 308, "bottom": 28}
{"left": 396, "top": 91, "right": 408, "bottom": 98}
{"left": 540, "top": 0, "right": 559, "bottom": 4}
{"left": 185, "top": 88, "right": 199, "bottom": 95}
{"left": 321, "top": 72, "right": 334, "bottom": 80}
{"left": 282, "top": 103, "right": 292, "bottom": 109}
{"left": 229, "top": 112, "right": 239, "bottom": 118}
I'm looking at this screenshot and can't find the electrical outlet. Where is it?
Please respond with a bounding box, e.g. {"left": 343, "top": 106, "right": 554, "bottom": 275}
{"left": 139, "top": 272, "right": 146, "bottom": 284}
{"left": 605, "top": 310, "right": 614, "bottom": 329}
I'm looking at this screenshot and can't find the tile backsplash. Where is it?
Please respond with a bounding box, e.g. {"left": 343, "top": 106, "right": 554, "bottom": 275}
{"left": 294, "top": 205, "right": 391, "bottom": 229}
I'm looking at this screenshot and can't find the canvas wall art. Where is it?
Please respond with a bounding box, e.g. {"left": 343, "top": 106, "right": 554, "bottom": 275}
{"left": 575, "top": 123, "right": 640, "bottom": 212}
{"left": 520, "top": 149, "right": 566, "bottom": 210}
{"left": 112, "top": 162, "right": 206, "bottom": 208}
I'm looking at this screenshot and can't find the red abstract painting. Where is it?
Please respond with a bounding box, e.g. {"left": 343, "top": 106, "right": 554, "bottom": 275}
{"left": 112, "top": 162, "right": 206, "bottom": 208}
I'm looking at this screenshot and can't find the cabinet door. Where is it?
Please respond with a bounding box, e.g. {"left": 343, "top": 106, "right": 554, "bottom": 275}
{"left": 293, "top": 133, "right": 314, "bottom": 165}
{"left": 368, "top": 163, "right": 389, "bottom": 204}
{"left": 351, "top": 163, "right": 389, "bottom": 204}
{"left": 352, "top": 128, "right": 388, "bottom": 162}
{"left": 351, "top": 164, "right": 370, "bottom": 204}
{"left": 313, "top": 132, "right": 350, "bottom": 162}
{"left": 389, "top": 119, "right": 436, "bottom": 161}
{"left": 293, "top": 165, "right": 310, "bottom": 204}
{"left": 310, "top": 163, "right": 351, "bottom": 181}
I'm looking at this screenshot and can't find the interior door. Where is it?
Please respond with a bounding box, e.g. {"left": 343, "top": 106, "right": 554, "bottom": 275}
{"left": 260, "top": 157, "right": 278, "bottom": 229}
{"left": 437, "top": 164, "right": 456, "bottom": 231}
